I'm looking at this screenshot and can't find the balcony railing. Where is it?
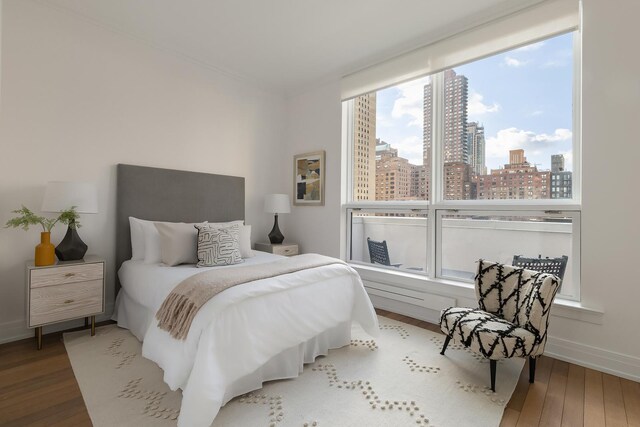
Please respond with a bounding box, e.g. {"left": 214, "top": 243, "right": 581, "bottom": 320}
{"left": 350, "top": 214, "right": 574, "bottom": 296}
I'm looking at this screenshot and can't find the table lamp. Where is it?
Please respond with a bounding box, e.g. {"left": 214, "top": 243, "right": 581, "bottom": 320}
{"left": 264, "top": 194, "right": 290, "bottom": 244}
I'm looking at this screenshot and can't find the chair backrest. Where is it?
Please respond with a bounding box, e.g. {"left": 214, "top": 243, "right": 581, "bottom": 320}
{"left": 367, "top": 238, "right": 391, "bottom": 266}
{"left": 475, "top": 260, "right": 561, "bottom": 356}
{"left": 512, "top": 254, "right": 569, "bottom": 280}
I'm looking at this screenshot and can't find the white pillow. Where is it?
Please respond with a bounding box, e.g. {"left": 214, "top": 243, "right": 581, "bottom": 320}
{"left": 239, "top": 225, "right": 254, "bottom": 258}
{"left": 154, "top": 222, "right": 204, "bottom": 266}
{"left": 141, "top": 220, "right": 162, "bottom": 264}
{"left": 129, "top": 217, "right": 146, "bottom": 260}
{"left": 195, "top": 224, "right": 243, "bottom": 267}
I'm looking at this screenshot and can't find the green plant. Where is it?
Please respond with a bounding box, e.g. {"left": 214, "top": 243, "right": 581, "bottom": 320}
{"left": 5, "top": 206, "right": 81, "bottom": 232}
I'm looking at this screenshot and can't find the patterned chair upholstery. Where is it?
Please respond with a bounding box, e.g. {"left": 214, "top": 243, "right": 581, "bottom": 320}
{"left": 439, "top": 260, "right": 561, "bottom": 391}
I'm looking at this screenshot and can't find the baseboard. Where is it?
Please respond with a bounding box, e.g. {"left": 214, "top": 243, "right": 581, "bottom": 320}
{"left": 367, "top": 290, "right": 640, "bottom": 382}
{"left": 0, "top": 303, "right": 114, "bottom": 345}
{"left": 369, "top": 293, "right": 441, "bottom": 325}
{"left": 545, "top": 336, "right": 640, "bottom": 382}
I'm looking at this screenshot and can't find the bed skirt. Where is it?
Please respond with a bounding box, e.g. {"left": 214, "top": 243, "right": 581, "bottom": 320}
{"left": 113, "top": 289, "right": 351, "bottom": 406}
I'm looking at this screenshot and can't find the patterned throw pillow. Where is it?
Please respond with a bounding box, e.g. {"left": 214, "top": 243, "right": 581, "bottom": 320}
{"left": 195, "top": 224, "right": 243, "bottom": 267}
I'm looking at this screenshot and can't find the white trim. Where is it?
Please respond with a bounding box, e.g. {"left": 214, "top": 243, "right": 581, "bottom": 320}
{"left": 545, "top": 336, "right": 640, "bottom": 383}
{"left": 341, "top": 0, "right": 579, "bottom": 100}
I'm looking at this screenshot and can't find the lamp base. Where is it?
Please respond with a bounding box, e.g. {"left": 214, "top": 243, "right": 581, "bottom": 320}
{"left": 55, "top": 226, "right": 88, "bottom": 261}
{"left": 268, "top": 214, "right": 284, "bottom": 244}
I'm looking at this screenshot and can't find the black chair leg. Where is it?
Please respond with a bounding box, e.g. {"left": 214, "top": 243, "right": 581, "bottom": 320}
{"left": 529, "top": 356, "right": 537, "bottom": 384}
{"left": 440, "top": 335, "right": 451, "bottom": 355}
{"left": 490, "top": 360, "right": 497, "bottom": 392}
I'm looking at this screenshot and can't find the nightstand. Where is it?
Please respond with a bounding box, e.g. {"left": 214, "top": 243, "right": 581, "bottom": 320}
{"left": 26, "top": 256, "right": 105, "bottom": 349}
{"left": 254, "top": 242, "right": 299, "bottom": 257}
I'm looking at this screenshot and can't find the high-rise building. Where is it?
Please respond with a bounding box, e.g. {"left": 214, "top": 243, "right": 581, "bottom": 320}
{"left": 353, "top": 94, "right": 377, "bottom": 201}
{"left": 551, "top": 154, "right": 572, "bottom": 199}
{"left": 474, "top": 149, "right": 551, "bottom": 200}
{"left": 467, "top": 122, "right": 486, "bottom": 175}
{"left": 375, "top": 141, "right": 412, "bottom": 200}
{"left": 551, "top": 154, "right": 565, "bottom": 173}
{"left": 423, "top": 69, "right": 469, "bottom": 166}
{"left": 424, "top": 69, "right": 470, "bottom": 200}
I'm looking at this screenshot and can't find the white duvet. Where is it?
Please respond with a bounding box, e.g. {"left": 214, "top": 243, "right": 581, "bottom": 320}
{"left": 115, "top": 252, "right": 378, "bottom": 427}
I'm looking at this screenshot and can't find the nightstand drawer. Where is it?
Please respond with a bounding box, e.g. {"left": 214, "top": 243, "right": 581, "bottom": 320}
{"left": 30, "top": 263, "right": 103, "bottom": 288}
{"left": 272, "top": 245, "right": 298, "bottom": 256}
{"left": 30, "top": 280, "right": 103, "bottom": 326}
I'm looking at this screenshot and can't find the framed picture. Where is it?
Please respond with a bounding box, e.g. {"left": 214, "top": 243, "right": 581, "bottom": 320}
{"left": 293, "top": 150, "right": 325, "bottom": 206}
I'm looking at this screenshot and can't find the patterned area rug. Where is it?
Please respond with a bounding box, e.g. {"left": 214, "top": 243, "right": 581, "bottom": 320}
{"left": 64, "top": 317, "right": 524, "bottom": 427}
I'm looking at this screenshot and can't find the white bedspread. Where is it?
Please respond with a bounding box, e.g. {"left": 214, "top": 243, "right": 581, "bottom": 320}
{"left": 115, "top": 252, "right": 378, "bottom": 427}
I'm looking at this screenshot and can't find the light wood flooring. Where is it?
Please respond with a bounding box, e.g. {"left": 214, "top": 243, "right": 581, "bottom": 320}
{"left": 0, "top": 312, "right": 638, "bottom": 426}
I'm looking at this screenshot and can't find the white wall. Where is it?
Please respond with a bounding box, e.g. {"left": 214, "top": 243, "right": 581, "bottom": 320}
{"left": 0, "top": 0, "right": 286, "bottom": 342}
{"left": 282, "top": 81, "right": 343, "bottom": 256}
{"left": 283, "top": 0, "right": 640, "bottom": 378}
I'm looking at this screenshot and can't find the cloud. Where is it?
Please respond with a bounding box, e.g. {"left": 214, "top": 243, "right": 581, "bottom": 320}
{"left": 485, "top": 127, "right": 572, "bottom": 169}
{"left": 514, "top": 41, "right": 545, "bottom": 52}
{"left": 391, "top": 136, "right": 424, "bottom": 165}
{"left": 529, "top": 110, "right": 544, "bottom": 117}
{"left": 390, "top": 76, "right": 430, "bottom": 128}
{"left": 541, "top": 59, "right": 569, "bottom": 68}
{"left": 503, "top": 56, "right": 528, "bottom": 67}
{"left": 468, "top": 91, "right": 500, "bottom": 116}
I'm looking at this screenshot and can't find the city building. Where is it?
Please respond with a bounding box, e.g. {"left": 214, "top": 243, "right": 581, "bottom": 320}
{"left": 474, "top": 149, "right": 551, "bottom": 200}
{"left": 467, "top": 122, "right": 486, "bottom": 176}
{"left": 551, "top": 154, "right": 565, "bottom": 172}
{"left": 410, "top": 164, "right": 428, "bottom": 200}
{"left": 352, "top": 93, "right": 377, "bottom": 201}
{"left": 423, "top": 69, "right": 469, "bottom": 165}
{"left": 551, "top": 154, "right": 572, "bottom": 199}
{"left": 375, "top": 141, "right": 412, "bottom": 200}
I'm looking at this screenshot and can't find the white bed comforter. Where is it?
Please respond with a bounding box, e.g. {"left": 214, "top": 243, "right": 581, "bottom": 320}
{"left": 116, "top": 253, "right": 378, "bottom": 427}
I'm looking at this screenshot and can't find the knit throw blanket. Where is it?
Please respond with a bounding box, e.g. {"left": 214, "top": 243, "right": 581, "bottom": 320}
{"left": 156, "top": 254, "right": 345, "bottom": 340}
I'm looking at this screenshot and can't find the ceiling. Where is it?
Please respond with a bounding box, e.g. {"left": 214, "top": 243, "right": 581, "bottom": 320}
{"left": 42, "top": 0, "right": 543, "bottom": 95}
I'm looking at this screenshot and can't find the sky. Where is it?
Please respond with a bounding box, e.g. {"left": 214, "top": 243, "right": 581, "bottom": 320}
{"left": 375, "top": 32, "right": 574, "bottom": 172}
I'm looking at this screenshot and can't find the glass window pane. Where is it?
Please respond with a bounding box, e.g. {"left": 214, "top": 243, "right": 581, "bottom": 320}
{"left": 436, "top": 32, "right": 574, "bottom": 200}
{"left": 351, "top": 76, "right": 431, "bottom": 201}
{"left": 349, "top": 210, "right": 428, "bottom": 273}
{"left": 439, "top": 212, "right": 575, "bottom": 297}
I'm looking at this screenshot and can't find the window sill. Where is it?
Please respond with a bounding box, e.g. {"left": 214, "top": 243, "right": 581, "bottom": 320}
{"left": 351, "top": 263, "right": 604, "bottom": 325}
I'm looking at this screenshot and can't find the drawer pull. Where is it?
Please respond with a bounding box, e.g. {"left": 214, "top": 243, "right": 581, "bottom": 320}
{"left": 64, "top": 299, "right": 74, "bottom": 304}
{"left": 65, "top": 273, "right": 76, "bottom": 277}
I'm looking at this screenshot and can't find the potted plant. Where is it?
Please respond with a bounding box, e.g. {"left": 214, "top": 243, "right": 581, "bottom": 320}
{"left": 5, "top": 206, "right": 81, "bottom": 266}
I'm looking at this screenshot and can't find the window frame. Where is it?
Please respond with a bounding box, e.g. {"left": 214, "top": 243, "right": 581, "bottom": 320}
{"left": 341, "top": 29, "right": 583, "bottom": 301}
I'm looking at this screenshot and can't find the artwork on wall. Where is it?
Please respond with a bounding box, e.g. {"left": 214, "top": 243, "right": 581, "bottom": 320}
{"left": 293, "top": 150, "right": 325, "bottom": 206}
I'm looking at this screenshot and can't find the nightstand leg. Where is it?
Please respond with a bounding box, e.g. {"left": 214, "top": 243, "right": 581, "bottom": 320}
{"left": 35, "top": 327, "right": 42, "bottom": 350}
{"left": 91, "top": 316, "right": 95, "bottom": 336}
{"left": 84, "top": 317, "right": 89, "bottom": 328}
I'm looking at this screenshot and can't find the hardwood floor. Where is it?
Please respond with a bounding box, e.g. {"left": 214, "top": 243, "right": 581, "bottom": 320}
{"left": 0, "top": 313, "right": 638, "bottom": 426}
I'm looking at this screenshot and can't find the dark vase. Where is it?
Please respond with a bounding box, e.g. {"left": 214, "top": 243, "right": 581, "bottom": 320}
{"left": 55, "top": 225, "right": 88, "bottom": 261}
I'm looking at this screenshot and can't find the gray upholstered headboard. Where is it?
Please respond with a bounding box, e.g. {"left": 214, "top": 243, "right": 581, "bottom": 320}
{"left": 115, "top": 164, "right": 245, "bottom": 293}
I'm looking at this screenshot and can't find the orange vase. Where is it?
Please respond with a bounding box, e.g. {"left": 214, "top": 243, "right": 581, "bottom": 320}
{"left": 35, "top": 232, "right": 56, "bottom": 266}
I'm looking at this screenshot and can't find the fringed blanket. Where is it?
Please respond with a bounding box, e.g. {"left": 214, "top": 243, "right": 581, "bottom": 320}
{"left": 156, "top": 254, "right": 345, "bottom": 340}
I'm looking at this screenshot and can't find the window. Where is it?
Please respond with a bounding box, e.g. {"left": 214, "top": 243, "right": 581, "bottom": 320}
{"left": 343, "top": 31, "right": 581, "bottom": 300}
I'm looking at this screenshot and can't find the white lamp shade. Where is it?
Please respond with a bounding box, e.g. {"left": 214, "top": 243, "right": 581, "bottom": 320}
{"left": 41, "top": 181, "right": 98, "bottom": 214}
{"left": 264, "top": 194, "right": 290, "bottom": 214}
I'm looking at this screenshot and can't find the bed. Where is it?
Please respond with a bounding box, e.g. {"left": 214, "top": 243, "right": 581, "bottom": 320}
{"left": 112, "top": 164, "right": 378, "bottom": 427}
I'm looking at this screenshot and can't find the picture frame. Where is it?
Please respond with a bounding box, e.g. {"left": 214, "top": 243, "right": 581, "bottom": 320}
{"left": 293, "top": 150, "right": 325, "bottom": 206}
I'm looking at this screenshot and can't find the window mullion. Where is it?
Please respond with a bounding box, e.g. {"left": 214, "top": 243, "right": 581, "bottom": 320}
{"left": 429, "top": 72, "right": 445, "bottom": 279}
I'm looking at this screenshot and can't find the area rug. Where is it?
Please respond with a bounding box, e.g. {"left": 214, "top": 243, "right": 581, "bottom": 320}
{"left": 64, "top": 317, "right": 524, "bottom": 427}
